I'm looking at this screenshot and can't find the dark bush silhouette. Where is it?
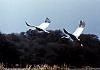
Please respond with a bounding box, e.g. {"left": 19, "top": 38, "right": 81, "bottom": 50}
{"left": 0, "top": 29, "right": 100, "bottom": 67}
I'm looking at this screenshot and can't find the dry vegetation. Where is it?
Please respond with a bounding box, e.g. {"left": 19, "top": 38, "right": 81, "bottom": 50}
{"left": 0, "top": 64, "right": 100, "bottom": 70}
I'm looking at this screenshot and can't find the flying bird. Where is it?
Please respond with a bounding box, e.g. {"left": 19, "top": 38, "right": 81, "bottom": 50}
{"left": 73, "top": 20, "right": 85, "bottom": 39}
{"left": 25, "top": 18, "right": 51, "bottom": 33}
{"left": 62, "top": 20, "right": 85, "bottom": 46}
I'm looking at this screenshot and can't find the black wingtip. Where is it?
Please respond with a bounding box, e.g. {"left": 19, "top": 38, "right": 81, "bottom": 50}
{"left": 25, "top": 21, "right": 30, "bottom": 26}
{"left": 25, "top": 21, "right": 28, "bottom": 26}
{"left": 79, "top": 20, "right": 85, "bottom": 27}
{"left": 45, "top": 17, "right": 51, "bottom": 23}
{"left": 63, "top": 28, "right": 69, "bottom": 34}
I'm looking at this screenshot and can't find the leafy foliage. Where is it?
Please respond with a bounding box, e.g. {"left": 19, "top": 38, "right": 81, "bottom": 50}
{"left": 0, "top": 29, "right": 100, "bottom": 67}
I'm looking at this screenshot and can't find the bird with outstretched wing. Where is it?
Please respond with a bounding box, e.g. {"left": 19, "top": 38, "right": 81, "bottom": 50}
{"left": 62, "top": 20, "right": 85, "bottom": 46}
{"left": 25, "top": 18, "right": 51, "bottom": 33}
{"left": 73, "top": 20, "right": 85, "bottom": 39}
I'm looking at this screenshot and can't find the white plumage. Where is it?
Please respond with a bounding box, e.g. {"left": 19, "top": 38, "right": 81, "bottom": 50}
{"left": 62, "top": 20, "right": 85, "bottom": 40}
{"left": 73, "top": 20, "right": 85, "bottom": 39}
{"left": 25, "top": 18, "right": 51, "bottom": 33}
{"left": 38, "top": 22, "right": 50, "bottom": 30}
{"left": 62, "top": 20, "right": 85, "bottom": 46}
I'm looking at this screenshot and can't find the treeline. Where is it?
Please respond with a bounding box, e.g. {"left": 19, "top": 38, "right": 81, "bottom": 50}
{"left": 0, "top": 29, "right": 100, "bottom": 67}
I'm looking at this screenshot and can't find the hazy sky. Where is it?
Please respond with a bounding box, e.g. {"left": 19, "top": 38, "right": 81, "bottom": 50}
{"left": 0, "top": 0, "right": 100, "bottom": 37}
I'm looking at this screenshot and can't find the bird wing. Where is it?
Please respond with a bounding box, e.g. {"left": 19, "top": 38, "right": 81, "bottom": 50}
{"left": 38, "top": 23, "right": 50, "bottom": 30}
{"left": 61, "top": 31, "right": 70, "bottom": 38}
{"left": 63, "top": 28, "right": 78, "bottom": 40}
{"left": 25, "top": 21, "right": 36, "bottom": 27}
{"left": 73, "top": 20, "right": 85, "bottom": 38}
{"left": 45, "top": 17, "right": 51, "bottom": 23}
{"left": 38, "top": 18, "right": 51, "bottom": 30}
{"left": 25, "top": 18, "right": 50, "bottom": 30}
{"left": 63, "top": 28, "right": 69, "bottom": 34}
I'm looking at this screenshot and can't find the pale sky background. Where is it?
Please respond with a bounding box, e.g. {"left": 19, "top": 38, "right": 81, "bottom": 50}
{"left": 0, "top": 0, "right": 100, "bottom": 38}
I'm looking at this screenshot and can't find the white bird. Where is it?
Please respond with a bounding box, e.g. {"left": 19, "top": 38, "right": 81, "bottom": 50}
{"left": 62, "top": 20, "right": 85, "bottom": 46}
{"left": 73, "top": 20, "right": 85, "bottom": 39}
{"left": 63, "top": 20, "right": 85, "bottom": 40}
{"left": 25, "top": 18, "right": 51, "bottom": 33}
